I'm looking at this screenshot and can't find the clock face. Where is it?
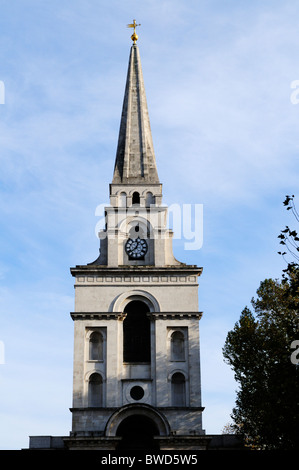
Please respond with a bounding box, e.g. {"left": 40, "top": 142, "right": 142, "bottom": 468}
{"left": 125, "top": 237, "right": 148, "bottom": 259}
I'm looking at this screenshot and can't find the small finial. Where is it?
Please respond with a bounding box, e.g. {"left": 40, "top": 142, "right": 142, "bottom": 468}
{"left": 127, "top": 19, "right": 141, "bottom": 44}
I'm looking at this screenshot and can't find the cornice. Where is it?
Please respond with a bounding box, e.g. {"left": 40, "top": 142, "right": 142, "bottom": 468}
{"left": 70, "top": 311, "right": 203, "bottom": 321}
{"left": 70, "top": 265, "right": 203, "bottom": 277}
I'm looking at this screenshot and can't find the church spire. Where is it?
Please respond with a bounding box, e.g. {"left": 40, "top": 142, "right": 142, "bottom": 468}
{"left": 112, "top": 39, "right": 160, "bottom": 184}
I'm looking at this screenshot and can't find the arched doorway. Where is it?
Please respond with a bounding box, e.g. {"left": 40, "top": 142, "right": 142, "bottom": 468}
{"left": 116, "top": 414, "right": 159, "bottom": 452}
{"left": 105, "top": 404, "right": 170, "bottom": 447}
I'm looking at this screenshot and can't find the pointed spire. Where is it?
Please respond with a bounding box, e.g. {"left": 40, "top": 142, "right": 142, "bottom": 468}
{"left": 112, "top": 44, "right": 160, "bottom": 184}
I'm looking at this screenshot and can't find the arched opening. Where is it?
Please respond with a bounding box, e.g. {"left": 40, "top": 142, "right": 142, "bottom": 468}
{"left": 105, "top": 403, "right": 170, "bottom": 438}
{"left": 123, "top": 300, "right": 150, "bottom": 363}
{"left": 171, "top": 372, "right": 186, "bottom": 406}
{"left": 132, "top": 192, "right": 140, "bottom": 205}
{"left": 111, "top": 290, "right": 160, "bottom": 315}
{"left": 89, "top": 331, "right": 103, "bottom": 361}
{"left": 88, "top": 373, "right": 103, "bottom": 407}
{"left": 116, "top": 415, "right": 159, "bottom": 452}
{"left": 128, "top": 223, "right": 146, "bottom": 239}
{"left": 170, "top": 331, "right": 185, "bottom": 361}
{"left": 119, "top": 192, "right": 127, "bottom": 207}
{"left": 145, "top": 191, "right": 155, "bottom": 207}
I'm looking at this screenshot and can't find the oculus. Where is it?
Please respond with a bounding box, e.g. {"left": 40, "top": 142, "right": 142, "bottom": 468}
{"left": 130, "top": 385, "right": 145, "bottom": 401}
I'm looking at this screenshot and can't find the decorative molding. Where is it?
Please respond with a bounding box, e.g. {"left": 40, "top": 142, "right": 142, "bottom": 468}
{"left": 70, "top": 312, "right": 125, "bottom": 321}
{"left": 111, "top": 289, "right": 160, "bottom": 313}
{"left": 148, "top": 312, "right": 203, "bottom": 320}
{"left": 75, "top": 274, "right": 199, "bottom": 285}
{"left": 71, "top": 266, "right": 203, "bottom": 277}
{"left": 70, "top": 311, "right": 203, "bottom": 321}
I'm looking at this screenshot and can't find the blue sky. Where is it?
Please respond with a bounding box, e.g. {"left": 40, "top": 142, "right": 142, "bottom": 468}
{"left": 0, "top": 0, "right": 299, "bottom": 449}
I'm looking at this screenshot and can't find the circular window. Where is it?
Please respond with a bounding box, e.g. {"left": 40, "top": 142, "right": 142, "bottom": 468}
{"left": 130, "top": 386, "right": 144, "bottom": 401}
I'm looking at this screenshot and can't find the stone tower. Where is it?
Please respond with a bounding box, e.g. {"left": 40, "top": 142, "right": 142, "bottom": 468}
{"left": 64, "top": 38, "right": 208, "bottom": 451}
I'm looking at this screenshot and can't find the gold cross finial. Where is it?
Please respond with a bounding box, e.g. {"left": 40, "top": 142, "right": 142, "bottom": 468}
{"left": 127, "top": 19, "right": 141, "bottom": 44}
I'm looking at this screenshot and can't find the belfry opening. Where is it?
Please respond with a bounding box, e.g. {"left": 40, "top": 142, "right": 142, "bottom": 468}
{"left": 123, "top": 300, "right": 151, "bottom": 363}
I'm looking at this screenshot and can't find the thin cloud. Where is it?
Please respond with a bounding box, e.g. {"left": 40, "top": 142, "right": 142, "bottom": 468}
{"left": 0, "top": 1, "right": 298, "bottom": 448}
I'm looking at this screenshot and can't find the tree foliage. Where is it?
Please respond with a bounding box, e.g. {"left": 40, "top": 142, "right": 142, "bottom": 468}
{"left": 278, "top": 195, "right": 299, "bottom": 265}
{"left": 223, "top": 196, "right": 299, "bottom": 450}
{"left": 223, "top": 275, "right": 299, "bottom": 449}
